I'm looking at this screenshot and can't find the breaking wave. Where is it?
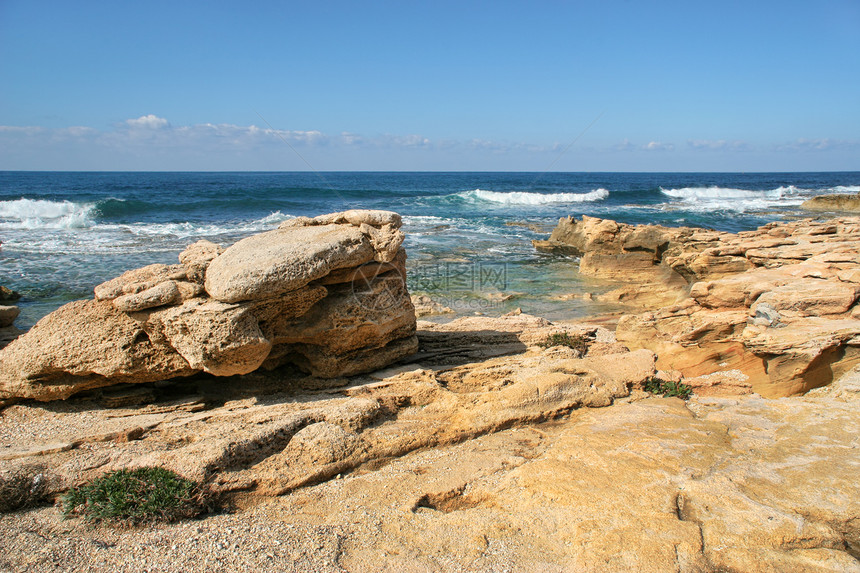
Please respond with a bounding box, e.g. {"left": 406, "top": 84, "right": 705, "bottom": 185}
{"left": 0, "top": 198, "right": 97, "bottom": 230}
{"left": 659, "top": 186, "right": 802, "bottom": 201}
{"left": 459, "top": 188, "right": 610, "bottom": 205}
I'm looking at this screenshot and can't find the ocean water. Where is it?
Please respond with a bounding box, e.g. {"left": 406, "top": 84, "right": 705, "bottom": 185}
{"left": 1, "top": 171, "right": 858, "bottom": 328}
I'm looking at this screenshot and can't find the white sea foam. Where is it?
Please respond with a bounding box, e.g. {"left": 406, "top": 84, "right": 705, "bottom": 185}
{"left": 0, "top": 211, "right": 293, "bottom": 254}
{"left": 461, "top": 188, "right": 609, "bottom": 205}
{"left": 660, "top": 186, "right": 794, "bottom": 200}
{"left": 0, "top": 198, "right": 97, "bottom": 230}
{"left": 832, "top": 185, "right": 860, "bottom": 193}
{"left": 402, "top": 215, "right": 450, "bottom": 225}
{"left": 117, "top": 214, "right": 292, "bottom": 239}
{"left": 658, "top": 185, "right": 809, "bottom": 212}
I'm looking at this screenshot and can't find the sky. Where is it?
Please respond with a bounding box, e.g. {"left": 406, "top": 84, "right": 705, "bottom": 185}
{"left": 1, "top": 0, "right": 858, "bottom": 172}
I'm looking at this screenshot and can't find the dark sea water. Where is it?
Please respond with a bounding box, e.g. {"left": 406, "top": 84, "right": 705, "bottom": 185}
{"left": 1, "top": 171, "right": 858, "bottom": 327}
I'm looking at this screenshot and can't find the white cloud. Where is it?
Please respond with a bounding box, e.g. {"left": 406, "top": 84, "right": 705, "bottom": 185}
{"left": 340, "top": 132, "right": 365, "bottom": 145}
{"left": 0, "top": 125, "right": 45, "bottom": 135}
{"left": 643, "top": 141, "right": 674, "bottom": 151}
{"left": 614, "top": 138, "right": 636, "bottom": 151}
{"left": 688, "top": 139, "right": 751, "bottom": 151}
{"left": 389, "top": 134, "right": 431, "bottom": 147}
{"left": 125, "top": 114, "right": 169, "bottom": 129}
{"left": 611, "top": 139, "right": 675, "bottom": 152}
{"left": 774, "top": 138, "right": 860, "bottom": 152}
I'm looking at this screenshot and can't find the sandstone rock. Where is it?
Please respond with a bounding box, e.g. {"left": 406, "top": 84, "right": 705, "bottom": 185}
{"left": 159, "top": 300, "right": 273, "bottom": 377}
{"left": 317, "top": 249, "right": 406, "bottom": 286}
{"left": 0, "top": 286, "right": 21, "bottom": 302}
{"left": 359, "top": 222, "right": 404, "bottom": 263}
{"left": 3, "top": 329, "right": 859, "bottom": 572}
{"left": 112, "top": 280, "right": 180, "bottom": 312}
{"left": 532, "top": 215, "right": 682, "bottom": 281}
{"left": 684, "top": 369, "right": 753, "bottom": 396}
{"left": 0, "top": 210, "right": 418, "bottom": 401}
{"left": 802, "top": 192, "right": 860, "bottom": 212}
{"left": 608, "top": 217, "right": 860, "bottom": 396}
{"left": 751, "top": 279, "right": 860, "bottom": 316}
{"left": 94, "top": 263, "right": 190, "bottom": 301}
{"left": 179, "top": 239, "right": 224, "bottom": 282}
{"left": 277, "top": 210, "right": 406, "bottom": 263}
{"left": 0, "top": 313, "right": 649, "bottom": 491}
{"left": 262, "top": 275, "right": 417, "bottom": 377}
{"left": 280, "top": 209, "right": 403, "bottom": 229}
{"left": 0, "top": 300, "right": 195, "bottom": 401}
{"left": 0, "top": 305, "right": 19, "bottom": 328}
{"left": 205, "top": 225, "right": 376, "bottom": 303}
{"left": 411, "top": 294, "right": 454, "bottom": 317}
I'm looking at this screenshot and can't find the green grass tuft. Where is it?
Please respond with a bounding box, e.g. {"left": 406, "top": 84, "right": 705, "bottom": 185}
{"left": 61, "top": 467, "right": 211, "bottom": 525}
{"left": 538, "top": 332, "right": 590, "bottom": 354}
{"left": 644, "top": 377, "right": 693, "bottom": 400}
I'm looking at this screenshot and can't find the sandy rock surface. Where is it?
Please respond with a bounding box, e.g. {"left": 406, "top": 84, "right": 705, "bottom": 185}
{"left": 2, "top": 345, "right": 858, "bottom": 572}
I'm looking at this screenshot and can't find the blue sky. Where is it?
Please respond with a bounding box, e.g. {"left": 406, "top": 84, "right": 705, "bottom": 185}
{"left": 1, "top": 0, "right": 858, "bottom": 171}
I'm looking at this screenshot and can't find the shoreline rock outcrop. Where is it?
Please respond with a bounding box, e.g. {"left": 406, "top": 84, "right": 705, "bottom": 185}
{"left": 802, "top": 192, "right": 860, "bottom": 212}
{"left": 536, "top": 215, "right": 860, "bottom": 397}
{"left": 0, "top": 286, "right": 22, "bottom": 351}
{"left": 0, "top": 210, "right": 418, "bottom": 402}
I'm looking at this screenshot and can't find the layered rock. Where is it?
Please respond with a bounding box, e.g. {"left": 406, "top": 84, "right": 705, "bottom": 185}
{"left": 533, "top": 215, "right": 721, "bottom": 308}
{"left": 535, "top": 215, "right": 860, "bottom": 396}
{"left": 802, "top": 192, "right": 860, "bottom": 212}
{"left": 0, "top": 313, "right": 652, "bottom": 497}
{"left": 0, "top": 210, "right": 417, "bottom": 402}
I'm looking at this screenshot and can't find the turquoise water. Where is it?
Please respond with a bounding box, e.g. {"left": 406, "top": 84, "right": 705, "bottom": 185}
{"left": 1, "top": 171, "right": 858, "bottom": 327}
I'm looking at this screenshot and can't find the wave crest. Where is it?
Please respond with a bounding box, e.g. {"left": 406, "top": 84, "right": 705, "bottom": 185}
{"left": 0, "top": 198, "right": 96, "bottom": 230}
{"left": 658, "top": 185, "right": 808, "bottom": 213}
{"left": 461, "top": 188, "right": 609, "bottom": 205}
{"left": 659, "top": 186, "right": 801, "bottom": 200}
{"left": 832, "top": 185, "right": 860, "bottom": 194}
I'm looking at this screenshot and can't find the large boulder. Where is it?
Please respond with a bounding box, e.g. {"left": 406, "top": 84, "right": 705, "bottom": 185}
{"left": 0, "top": 210, "right": 416, "bottom": 402}
{"left": 532, "top": 215, "right": 684, "bottom": 280}
{"left": 205, "top": 225, "right": 375, "bottom": 303}
{"left": 0, "top": 300, "right": 196, "bottom": 401}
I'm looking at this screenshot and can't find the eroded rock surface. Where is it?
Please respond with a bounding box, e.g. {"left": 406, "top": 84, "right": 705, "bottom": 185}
{"left": 0, "top": 210, "right": 416, "bottom": 402}
{"left": 2, "top": 316, "right": 859, "bottom": 572}
{"left": 536, "top": 215, "right": 860, "bottom": 396}
{"left": 0, "top": 314, "right": 643, "bottom": 492}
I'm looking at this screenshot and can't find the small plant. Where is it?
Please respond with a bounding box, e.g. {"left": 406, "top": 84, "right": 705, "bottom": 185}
{"left": 644, "top": 377, "right": 693, "bottom": 400}
{"left": 538, "top": 332, "right": 589, "bottom": 354}
{"left": 61, "top": 467, "right": 210, "bottom": 525}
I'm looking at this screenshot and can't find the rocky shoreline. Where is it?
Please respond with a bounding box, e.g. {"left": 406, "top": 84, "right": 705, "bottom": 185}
{"left": 535, "top": 214, "right": 860, "bottom": 397}
{"left": 1, "top": 211, "right": 859, "bottom": 572}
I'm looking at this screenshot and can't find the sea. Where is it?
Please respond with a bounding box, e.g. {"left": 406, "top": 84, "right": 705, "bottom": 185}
{"left": 1, "top": 171, "right": 858, "bottom": 329}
